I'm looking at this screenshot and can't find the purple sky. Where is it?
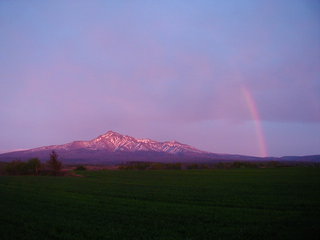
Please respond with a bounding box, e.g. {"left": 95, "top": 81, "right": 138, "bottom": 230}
{"left": 1, "top": 0, "right": 319, "bottom": 157}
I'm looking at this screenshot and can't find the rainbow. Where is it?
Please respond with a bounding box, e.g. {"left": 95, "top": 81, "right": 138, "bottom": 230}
{"left": 241, "top": 86, "right": 268, "bottom": 157}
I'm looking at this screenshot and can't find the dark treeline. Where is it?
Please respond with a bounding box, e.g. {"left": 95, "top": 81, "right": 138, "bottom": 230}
{"left": 0, "top": 151, "right": 62, "bottom": 176}
{"left": 1, "top": 157, "right": 319, "bottom": 174}
{"left": 119, "top": 160, "right": 320, "bottom": 170}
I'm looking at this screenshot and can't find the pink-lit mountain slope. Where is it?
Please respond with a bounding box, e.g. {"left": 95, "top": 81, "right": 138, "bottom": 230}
{"left": 1, "top": 131, "right": 317, "bottom": 164}
{"left": 31, "top": 131, "right": 205, "bottom": 154}
{"left": 0, "top": 131, "right": 221, "bottom": 164}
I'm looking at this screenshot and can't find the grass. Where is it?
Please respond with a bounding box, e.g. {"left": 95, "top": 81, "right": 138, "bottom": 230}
{"left": 0, "top": 168, "right": 319, "bottom": 240}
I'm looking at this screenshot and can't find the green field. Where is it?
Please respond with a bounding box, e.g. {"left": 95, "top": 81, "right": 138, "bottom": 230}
{"left": 0, "top": 168, "right": 319, "bottom": 240}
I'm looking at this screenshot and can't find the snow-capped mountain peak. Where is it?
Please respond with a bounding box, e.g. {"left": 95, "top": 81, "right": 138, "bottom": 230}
{"left": 87, "top": 131, "right": 204, "bottom": 154}
{"left": 0, "top": 130, "right": 280, "bottom": 164}
{"left": 28, "top": 131, "right": 204, "bottom": 154}
{"left": 0, "top": 131, "right": 209, "bottom": 164}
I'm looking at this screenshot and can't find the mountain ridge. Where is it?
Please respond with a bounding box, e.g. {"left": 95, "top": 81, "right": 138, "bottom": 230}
{"left": 0, "top": 131, "right": 213, "bottom": 164}
{"left": 0, "top": 131, "right": 319, "bottom": 164}
{"left": 26, "top": 130, "right": 205, "bottom": 154}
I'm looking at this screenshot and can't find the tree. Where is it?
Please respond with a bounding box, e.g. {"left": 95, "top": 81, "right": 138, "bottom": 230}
{"left": 26, "top": 158, "right": 41, "bottom": 175}
{"left": 47, "top": 151, "right": 62, "bottom": 175}
{"left": 5, "top": 158, "right": 42, "bottom": 175}
{"left": 5, "top": 160, "right": 27, "bottom": 175}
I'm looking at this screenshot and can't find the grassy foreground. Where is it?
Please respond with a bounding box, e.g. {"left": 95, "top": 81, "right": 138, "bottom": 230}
{"left": 0, "top": 168, "right": 319, "bottom": 240}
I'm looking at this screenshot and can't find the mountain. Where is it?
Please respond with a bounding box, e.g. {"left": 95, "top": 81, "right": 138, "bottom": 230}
{"left": 0, "top": 131, "right": 217, "bottom": 164}
{"left": 1, "top": 131, "right": 318, "bottom": 164}
{"left": 280, "top": 155, "right": 320, "bottom": 162}
{"left": 27, "top": 130, "right": 205, "bottom": 154}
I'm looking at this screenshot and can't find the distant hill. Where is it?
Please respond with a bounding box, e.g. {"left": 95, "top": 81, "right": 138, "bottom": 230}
{"left": 0, "top": 131, "right": 318, "bottom": 164}
{"left": 280, "top": 155, "right": 320, "bottom": 162}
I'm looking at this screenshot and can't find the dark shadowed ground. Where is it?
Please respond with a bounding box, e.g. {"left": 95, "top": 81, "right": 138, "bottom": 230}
{"left": 0, "top": 168, "right": 319, "bottom": 240}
